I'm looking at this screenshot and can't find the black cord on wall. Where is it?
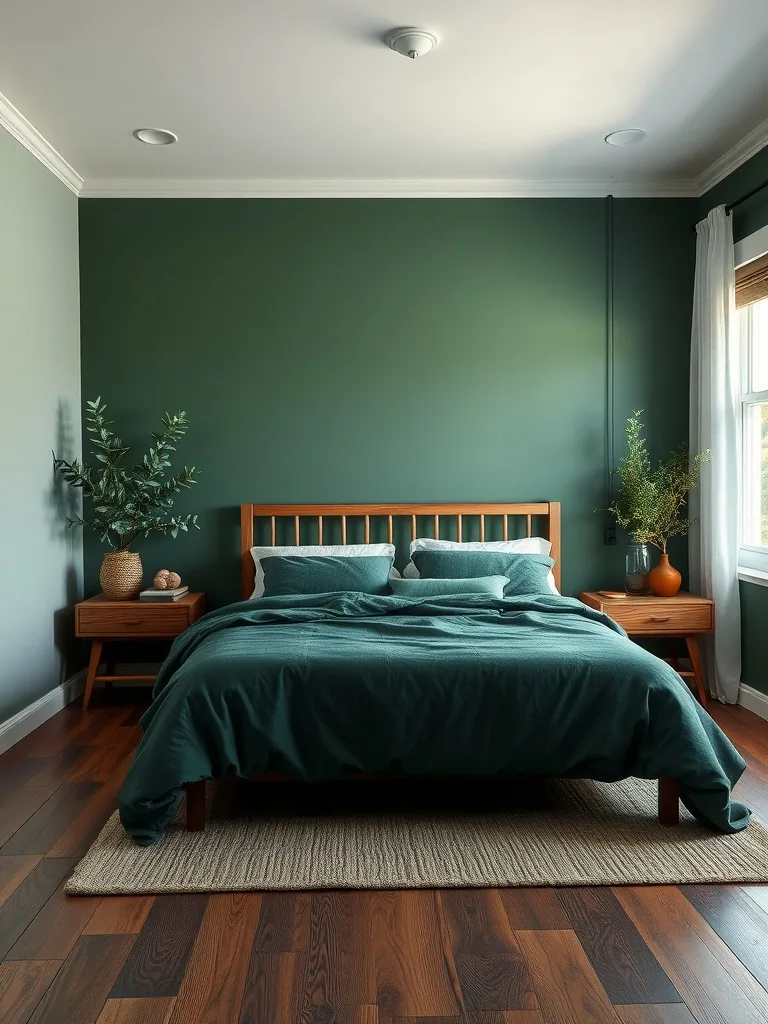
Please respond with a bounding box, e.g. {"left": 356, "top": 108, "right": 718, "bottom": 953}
{"left": 605, "top": 194, "right": 615, "bottom": 503}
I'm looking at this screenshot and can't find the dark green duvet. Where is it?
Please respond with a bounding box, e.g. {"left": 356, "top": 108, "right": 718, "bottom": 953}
{"left": 119, "top": 593, "right": 750, "bottom": 844}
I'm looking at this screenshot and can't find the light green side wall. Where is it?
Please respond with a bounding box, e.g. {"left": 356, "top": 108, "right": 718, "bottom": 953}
{"left": 0, "top": 128, "right": 82, "bottom": 726}
{"left": 79, "top": 198, "right": 695, "bottom": 608}
{"left": 701, "top": 144, "right": 768, "bottom": 694}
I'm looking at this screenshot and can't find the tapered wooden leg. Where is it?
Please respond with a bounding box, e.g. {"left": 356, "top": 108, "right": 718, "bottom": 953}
{"left": 83, "top": 639, "right": 103, "bottom": 711}
{"left": 658, "top": 778, "right": 679, "bottom": 825}
{"left": 185, "top": 781, "right": 206, "bottom": 831}
{"left": 685, "top": 635, "right": 709, "bottom": 707}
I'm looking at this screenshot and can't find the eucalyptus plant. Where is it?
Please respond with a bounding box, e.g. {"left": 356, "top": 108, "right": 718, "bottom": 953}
{"left": 53, "top": 397, "right": 200, "bottom": 551}
{"left": 602, "top": 411, "right": 710, "bottom": 553}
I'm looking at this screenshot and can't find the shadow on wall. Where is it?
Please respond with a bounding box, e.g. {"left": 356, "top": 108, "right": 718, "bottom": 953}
{"left": 47, "top": 399, "right": 83, "bottom": 680}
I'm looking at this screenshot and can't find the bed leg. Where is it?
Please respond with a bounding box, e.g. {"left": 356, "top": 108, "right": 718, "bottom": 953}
{"left": 658, "top": 778, "right": 679, "bottom": 826}
{"left": 185, "top": 781, "right": 206, "bottom": 832}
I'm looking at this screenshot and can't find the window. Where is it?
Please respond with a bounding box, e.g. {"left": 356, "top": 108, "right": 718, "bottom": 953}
{"left": 738, "top": 252, "right": 768, "bottom": 578}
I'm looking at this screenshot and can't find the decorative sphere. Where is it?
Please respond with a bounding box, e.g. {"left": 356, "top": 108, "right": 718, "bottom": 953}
{"left": 157, "top": 569, "right": 170, "bottom": 578}
{"left": 166, "top": 571, "right": 182, "bottom": 589}
{"left": 153, "top": 573, "right": 169, "bottom": 590}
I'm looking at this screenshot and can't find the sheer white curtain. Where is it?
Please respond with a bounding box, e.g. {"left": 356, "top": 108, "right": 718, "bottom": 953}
{"left": 689, "top": 206, "right": 741, "bottom": 703}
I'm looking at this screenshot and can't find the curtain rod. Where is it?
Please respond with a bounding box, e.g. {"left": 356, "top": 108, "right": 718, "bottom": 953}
{"left": 691, "top": 175, "right": 768, "bottom": 233}
{"left": 725, "top": 176, "right": 768, "bottom": 214}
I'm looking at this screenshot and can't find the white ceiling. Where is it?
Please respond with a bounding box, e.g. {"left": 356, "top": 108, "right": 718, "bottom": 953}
{"left": 2, "top": 0, "right": 768, "bottom": 196}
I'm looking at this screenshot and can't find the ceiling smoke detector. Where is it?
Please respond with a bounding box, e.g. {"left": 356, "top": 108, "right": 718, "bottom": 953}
{"left": 386, "top": 27, "right": 438, "bottom": 59}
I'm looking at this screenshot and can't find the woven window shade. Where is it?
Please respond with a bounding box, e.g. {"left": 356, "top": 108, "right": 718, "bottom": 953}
{"left": 736, "top": 253, "right": 768, "bottom": 308}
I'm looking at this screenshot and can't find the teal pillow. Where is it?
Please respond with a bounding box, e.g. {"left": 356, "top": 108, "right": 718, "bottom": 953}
{"left": 260, "top": 554, "right": 393, "bottom": 597}
{"left": 390, "top": 575, "right": 509, "bottom": 599}
{"left": 411, "top": 550, "right": 555, "bottom": 597}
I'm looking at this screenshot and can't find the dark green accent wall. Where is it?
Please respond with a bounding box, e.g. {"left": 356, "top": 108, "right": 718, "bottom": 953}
{"left": 701, "top": 145, "right": 768, "bottom": 694}
{"left": 701, "top": 146, "right": 768, "bottom": 243}
{"left": 79, "top": 198, "right": 694, "bottom": 608}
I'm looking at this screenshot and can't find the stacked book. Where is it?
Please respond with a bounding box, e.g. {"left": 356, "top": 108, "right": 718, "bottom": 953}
{"left": 139, "top": 586, "right": 189, "bottom": 602}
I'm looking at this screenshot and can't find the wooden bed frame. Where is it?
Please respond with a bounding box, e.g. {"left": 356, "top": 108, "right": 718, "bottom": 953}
{"left": 184, "top": 501, "right": 679, "bottom": 830}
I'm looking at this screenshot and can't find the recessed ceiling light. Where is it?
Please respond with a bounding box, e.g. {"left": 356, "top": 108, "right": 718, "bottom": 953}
{"left": 604, "top": 129, "right": 647, "bottom": 147}
{"left": 133, "top": 128, "right": 177, "bottom": 146}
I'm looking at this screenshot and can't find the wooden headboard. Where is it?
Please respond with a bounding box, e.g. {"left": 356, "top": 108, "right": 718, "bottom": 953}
{"left": 240, "top": 502, "right": 561, "bottom": 599}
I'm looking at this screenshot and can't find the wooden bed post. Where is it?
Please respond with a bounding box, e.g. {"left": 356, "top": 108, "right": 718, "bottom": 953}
{"left": 658, "top": 778, "right": 679, "bottom": 825}
{"left": 185, "top": 781, "right": 206, "bottom": 831}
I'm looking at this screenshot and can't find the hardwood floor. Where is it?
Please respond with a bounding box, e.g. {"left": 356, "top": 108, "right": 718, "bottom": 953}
{"left": 2, "top": 690, "right": 768, "bottom": 1023}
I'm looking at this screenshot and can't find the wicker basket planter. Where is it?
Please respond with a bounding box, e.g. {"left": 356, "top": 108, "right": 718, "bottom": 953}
{"left": 100, "top": 550, "right": 143, "bottom": 600}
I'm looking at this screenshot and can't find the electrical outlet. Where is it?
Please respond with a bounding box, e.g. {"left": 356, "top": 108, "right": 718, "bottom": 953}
{"left": 605, "top": 524, "right": 617, "bottom": 546}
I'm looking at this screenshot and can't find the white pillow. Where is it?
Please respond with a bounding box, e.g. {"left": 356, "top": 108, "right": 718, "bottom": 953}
{"left": 250, "top": 543, "right": 399, "bottom": 598}
{"left": 403, "top": 537, "right": 559, "bottom": 594}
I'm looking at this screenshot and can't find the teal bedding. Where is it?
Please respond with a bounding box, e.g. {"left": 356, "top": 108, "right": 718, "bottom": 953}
{"left": 119, "top": 593, "right": 750, "bottom": 845}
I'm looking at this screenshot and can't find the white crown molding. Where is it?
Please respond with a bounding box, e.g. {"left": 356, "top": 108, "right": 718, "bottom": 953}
{"left": 0, "top": 90, "right": 83, "bottom": 195}
{"left": 696, "top": 116, "right": 768, "bottom": 197}
{"left": 79, "top": 177, "right": 699, "bottom": 199}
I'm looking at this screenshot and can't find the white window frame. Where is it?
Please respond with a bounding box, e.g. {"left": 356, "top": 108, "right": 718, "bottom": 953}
{"left": 737, "top": 228, "right": 768, "bottom": 584}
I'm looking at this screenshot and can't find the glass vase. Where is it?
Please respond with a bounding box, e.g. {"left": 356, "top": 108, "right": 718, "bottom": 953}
{"left": 625, "top": 543, "right": 652, "bottom": 595}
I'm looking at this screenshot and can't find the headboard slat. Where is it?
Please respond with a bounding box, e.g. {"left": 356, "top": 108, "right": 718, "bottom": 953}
{"left": 240, "top": 502, "right": 562, "bottom": 598}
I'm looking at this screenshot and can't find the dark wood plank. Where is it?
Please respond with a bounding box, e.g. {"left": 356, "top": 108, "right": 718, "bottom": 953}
{"left": 239, "top": 950, "right": 308, "bottom": 1024}
{"left": 302, "top": 891, "right": 377, "bottom": 1011}
{"left": 110, "top": 894, "right": 208, "bottom": 998}
{"left": 515, "top": 929, "right": 619, "bottom": 1024}
{"left": 168, "top": 893, "right": 262, "bottom": 1023}
{"left": 47, "top": 754, "right": 134, "bottom": 858}
{"left": 67, "top": 727, "right": 141, "bottom": 783}
{"left": 556, "top": 887, "right": 679, "bottom": 1004}
{"left": 615, "top": 1005, "right": 698, "bottom": 1024}
{"left": 0, "top": 788, "right": 59, "bottom": 848}
{"left": 83, "top": 897, "right": 154, "bottom": 935}
{"left": 25, "top": 746, "right": 91, "bottom": 787}
{"left": 616, "top": 885, "right": 768, "bottom": 1024}
{"left": 5, "top": 875, "right": 101, "bottom": 960}
{"left": 251, "top": 891, "right": 311, "bottom": 952}
{"left": 28, "top": 934, "right": 136, "bottom": 1024}
{"left": 95, "top": 996, "right": 175, "bottom": 1023}
{"left": 0, "top": 960, "right": 60, "bottom": 1024}
{"left": 437, "top": 889, "right": 537, "bottom": 1012}
{"left": 498, "top": 888, "right": 570, "bottom": 930}
{"left": 0, "top": 858, "right": 76, "bottom": 960}
{"left": 1, "top": 783, "right": 99, "bottom": 856}
{"left": 0, "top": 857, "right": 42, "bottom": 905}
{"left": 0, "top": 757, "right": 63, "bottom": 795}
{"left": 369, "top": 891, "right": 462, "bottom": 1019}
{"left": 681, "top": 884, "right": 768, "bottom": 991}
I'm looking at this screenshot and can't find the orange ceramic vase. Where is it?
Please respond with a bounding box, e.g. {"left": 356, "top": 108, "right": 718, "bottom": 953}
{"left": 648, "top": 553, "right": 682, "bottom": 597}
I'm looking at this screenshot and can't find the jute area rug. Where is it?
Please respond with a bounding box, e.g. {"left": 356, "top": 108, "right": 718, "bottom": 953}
{"left": 66, "top": 776, "right": 768, "bottom": 895}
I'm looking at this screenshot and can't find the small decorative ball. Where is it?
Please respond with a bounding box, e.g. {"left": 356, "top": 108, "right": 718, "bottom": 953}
{"left": 157, "top": 569, "right": 170, "bottom": 579}
{"left": 153, "top": 573, "right": 169, "bottom": 590}
{"left": 166, "top": 571, "right": 182, "bottom": 589}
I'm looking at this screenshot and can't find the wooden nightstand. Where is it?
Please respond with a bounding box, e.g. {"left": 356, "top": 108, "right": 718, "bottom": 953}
{"left": 579, "top": 591, "right": 714, "bottom": 707}
{"left": 75, "top": 592, "right": 206, "bottom": 710}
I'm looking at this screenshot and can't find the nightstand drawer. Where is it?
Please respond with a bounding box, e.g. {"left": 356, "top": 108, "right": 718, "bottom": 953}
{"left": 610, "top": 602, "right": 713, "bottom": 635}
{"left": 76, "top": 602, "right": 192, "bottom": 637}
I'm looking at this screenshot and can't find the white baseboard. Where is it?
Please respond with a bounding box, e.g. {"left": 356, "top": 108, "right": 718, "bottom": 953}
{"left": 738, "top": 683, "right": 768, "bottom": 723}
{"left": 0, "top": 669, "right": 86, "bottom": 756}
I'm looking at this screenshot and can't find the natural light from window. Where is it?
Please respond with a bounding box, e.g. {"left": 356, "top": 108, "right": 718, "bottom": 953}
{"left": 741, "top": 297, "right": 768, "bottom": 558}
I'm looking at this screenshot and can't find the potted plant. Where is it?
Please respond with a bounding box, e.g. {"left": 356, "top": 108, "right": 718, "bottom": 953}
{"left": 601, "top": 411, "right": 710, "bottom": 596}
{"left": 54, "top": 398, "right": 199, "bottom": 599}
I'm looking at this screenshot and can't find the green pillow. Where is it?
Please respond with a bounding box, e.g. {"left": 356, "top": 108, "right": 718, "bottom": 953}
{"left": 261, "top": 555, "right": 393, "bottom": 597}
{"left": 390, "top": 575, "right": 509, "bottom": 599}
{"left": 411, "top": 550, "right": 555, "bottom": 597}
